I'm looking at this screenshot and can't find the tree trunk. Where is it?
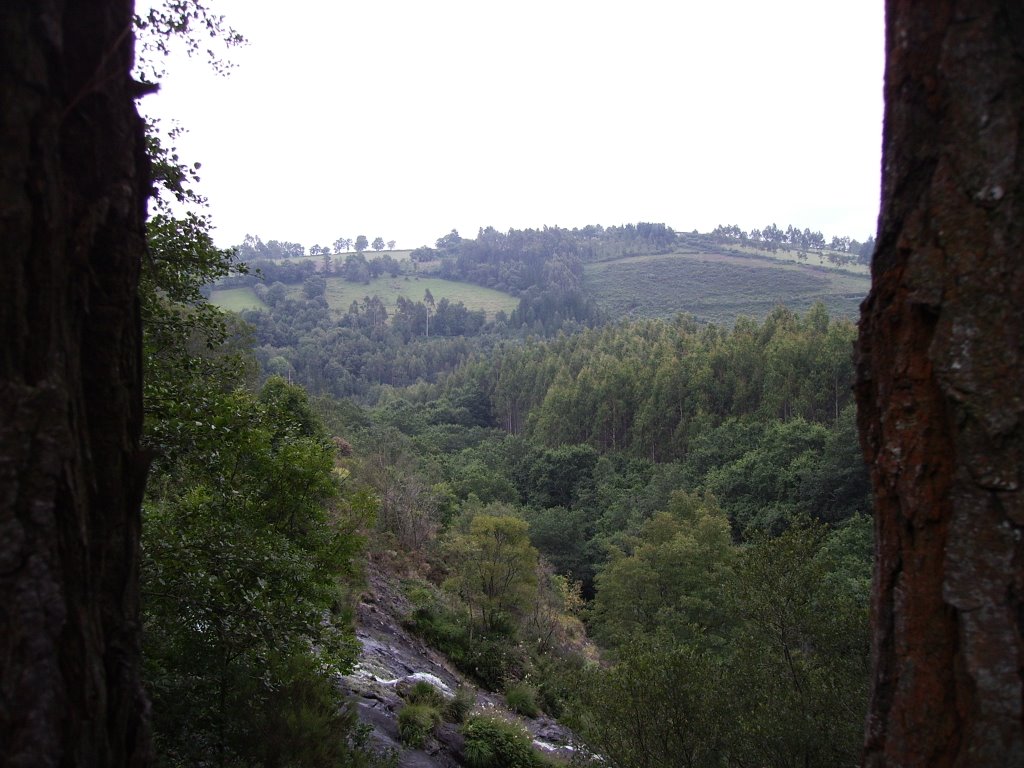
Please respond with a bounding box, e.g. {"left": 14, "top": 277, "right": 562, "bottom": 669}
{"left": 0, "top": 1, "right": 151, "bottom": 765}
{"left": 856, "top": 2, "right": 1024, "bottom": 765}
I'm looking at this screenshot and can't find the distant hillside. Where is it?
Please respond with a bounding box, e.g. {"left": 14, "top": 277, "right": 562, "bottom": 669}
{"left": 585, "top": 245, "right": 869, "bottom": 325}
{"left": 213, "top": 223, "right": 873, "bottom": 331}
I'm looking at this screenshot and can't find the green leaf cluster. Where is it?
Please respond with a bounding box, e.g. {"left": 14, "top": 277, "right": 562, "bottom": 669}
{"left": 142, "top": 378, "right": 365, "bottom": 766}
{"left": 443, "top": 514, "right": 539, "bottom": 635}
{"left": 462, "top": 715, "right": 551, "bottom": 768}
{"left": 504, "top": 681, "right": 541, "bottom": 718}
{"left": 397, "top": 704, "right": 441, "bottom": 749}
{"left": 590, "top": 491, "right": 734, "bottom": 649}
{"left": 138, "top": 123, "right": 380, "bottom": 765}
{"left": 576, "top": 517, "right": 872, "bottom": 768}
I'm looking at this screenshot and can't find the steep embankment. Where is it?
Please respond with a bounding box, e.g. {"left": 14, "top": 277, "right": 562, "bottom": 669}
{"left": 340, "top": 562, "right": 579, "bottom": 767}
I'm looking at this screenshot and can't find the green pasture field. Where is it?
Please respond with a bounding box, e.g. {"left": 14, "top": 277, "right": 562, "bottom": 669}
{"left": 208, "top": 286, "right": 268, "bottom": 312}
{"left": 311, "top": 275, "right": 518, "bottom": 318}
{"left": 585, "top": 250, "right": 870, "bottom": 325}
{"left": 209, "top": 276, "right": 518, "bottom": 320}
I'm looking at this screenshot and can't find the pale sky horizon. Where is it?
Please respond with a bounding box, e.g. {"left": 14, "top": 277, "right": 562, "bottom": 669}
{"left": 141, "top": 0, "right": 885, "bottom": 252}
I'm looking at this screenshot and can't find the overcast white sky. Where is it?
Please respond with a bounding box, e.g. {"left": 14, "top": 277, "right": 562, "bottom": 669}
{"left": 141, "top": 0, "right": 885, "bottom": 251}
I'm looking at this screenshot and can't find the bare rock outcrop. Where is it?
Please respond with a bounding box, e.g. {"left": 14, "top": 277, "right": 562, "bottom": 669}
{"left": 339, "top": 562, "right": 579, "bottom": 767}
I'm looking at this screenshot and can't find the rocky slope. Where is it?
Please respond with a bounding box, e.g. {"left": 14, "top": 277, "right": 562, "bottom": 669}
{"left": 339, "top": 561, "right": 580, "bottom": 767}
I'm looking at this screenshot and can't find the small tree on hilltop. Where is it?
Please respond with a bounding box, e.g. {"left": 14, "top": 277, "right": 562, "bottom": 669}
{"left": 435, "top": 229, "right": 461, "bottom": 254}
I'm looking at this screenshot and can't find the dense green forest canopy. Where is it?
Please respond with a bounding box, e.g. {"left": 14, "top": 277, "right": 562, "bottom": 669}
{"left": 18, "top": 1, "right": 1015, "bottom": 764}
{"left": 206, "top": 219, "right": 869, "bottom": 404}
{"left": 140, "top": 126, "right": 874, "bottom": 764}
{"left": 146, "top": 186, "right": 872, "bottom": 765}
{"left": 33, "top": 1, "right": 1018, "bottom": 765}
{"left": 141, "top": 44, "right": 872, "bottom": 763}
{"left": 139, "top": 96, "right": 388, "bottom": 768}
{"left": 303, "top": 297, "right": 873, "bottom": 766}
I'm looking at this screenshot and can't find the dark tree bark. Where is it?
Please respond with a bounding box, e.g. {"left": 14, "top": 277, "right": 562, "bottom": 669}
{"left": 857, "top": 2, "right": 1024, "bottom": 765}
{"left": 0, "top": 1, "right": 151, "bottom": 766}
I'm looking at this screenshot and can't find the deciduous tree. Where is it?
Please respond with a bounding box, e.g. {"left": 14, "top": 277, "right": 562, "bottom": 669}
{"left": 445, "top": 514, "right": 539, "bottom": 634}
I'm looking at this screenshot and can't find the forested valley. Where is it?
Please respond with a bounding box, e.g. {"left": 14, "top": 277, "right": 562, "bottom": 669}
{"left": 144, "top": 121, "right": 873, "bottom": 765}
{"left": 10, "top": 1, "right": 1023, "bottom": 765}
{"left": 118, "top": 6, "right": 881, "bottom": 764}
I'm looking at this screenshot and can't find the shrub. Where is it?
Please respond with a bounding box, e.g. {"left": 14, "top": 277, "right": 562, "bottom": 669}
{"left": 462, "top": 715, "right": 537, "bottom": 768}
{"left": 464, "top": 637, "right": 524, "bottom": 691}
{"left": 246, "top": 651, "right": 397, "bottom": 768}
{"left": 531, "top": 651, "right": 586, "bottom": 719}
{"left": 398, "top": 703, "right": 440, "bottom": 749}
{"left": 504, "top": 682, "right": 541, "bottom": 718}
{"left": 445, "top": 686, "right": 476, "bottom": 723}
{"left": 404, "top": 603, "right": 524, "bottom": 690}
{"left": 405, "top": 680, "right": 446, "bottom": 710}
{"left": 404, "top": 605, "right": 467, "bottom": 655}
{"left": 402, "top": 580, "right": 434, "bottom": 609}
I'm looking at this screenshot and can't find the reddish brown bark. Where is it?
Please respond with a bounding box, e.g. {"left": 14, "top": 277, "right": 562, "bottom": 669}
{"left": 0, "top": 1, "right": 151, "bottom": 765}
{"left": 857, "top": 2, "right": 1024, "bottom": 765}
